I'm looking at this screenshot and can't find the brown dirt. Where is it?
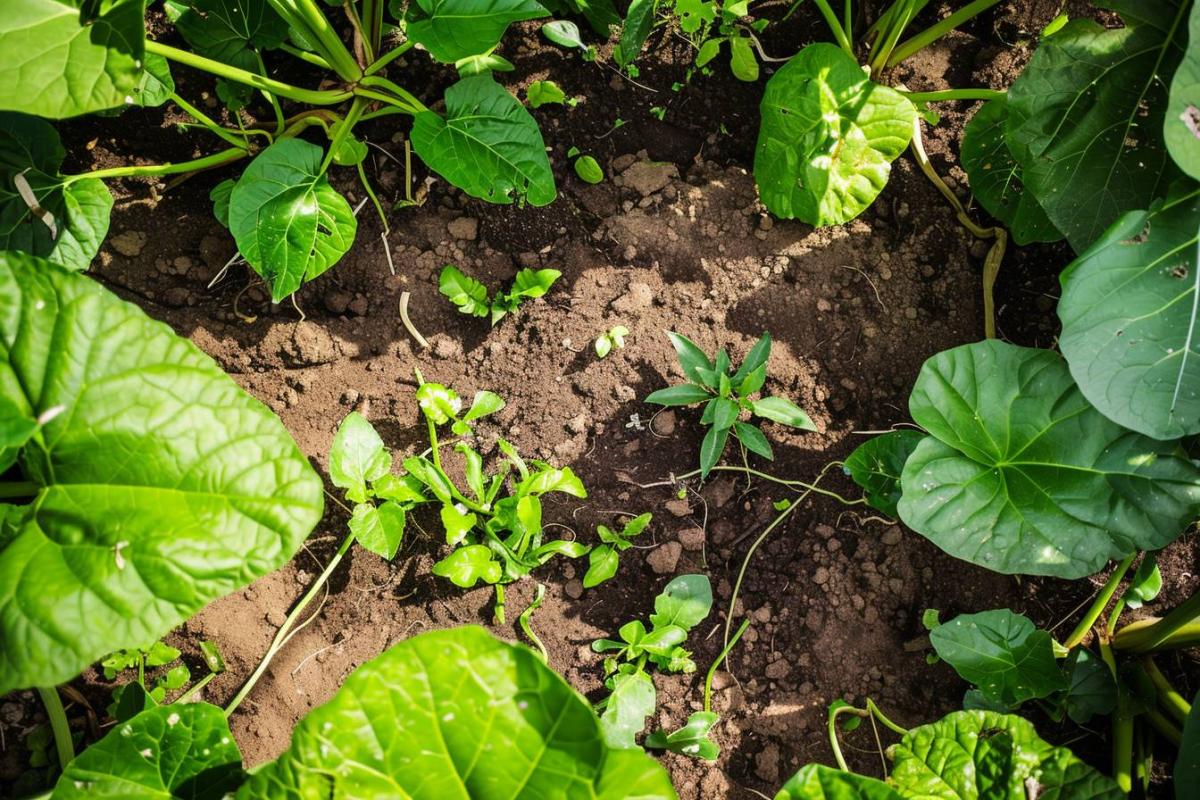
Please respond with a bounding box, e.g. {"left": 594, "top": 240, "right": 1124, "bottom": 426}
{"left": 3, "top": 2, "right": 1199, "bottom": 798}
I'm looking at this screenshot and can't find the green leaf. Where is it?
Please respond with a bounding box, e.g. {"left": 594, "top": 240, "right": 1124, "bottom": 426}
{"left": 528, "top": 79, "right": 566, "bottom": 108}
{"left": 755, "top": 43, "right": 915, "bottom": 226}
{"left": 455, "top": 52, "right": 516, "bottom": 76}
{"left": 54, "top": 702, "right": 244, "bottom": 799}
{"left": 737, "top": 364, "right": 767, "bottom": 397}
{"left": 0, "top": 252, "right": 323, "bottom": 694}
{"left": 371, "top": 472, "right": 428, "bottom": 505}
{"left": 734, "top": 422, "right": 773, "bottom": 460}
{"left": 1123, "top": 553, "right": 1162, "bottom": 609}
{"left": 0, "top": 0, "right": 146, "bottom": 118}
{"left": 645, "top": 383, "right": 711, "bottom": 406}
{"left": 519, "top": 465, "right": 587, "bottom": 497}
{"left": 171, "top": 0, "right": 288, "bottom": 84}
{"left": 696, "top": 37, "right": 722, "bottom": 67}
{"left": 239, "top": 627, "right": 676, "bottom": 798}
{"left": 667, "top": 331, "right": 714, "bottom": 385}
{"left": 439, "top": 264, "right": 491, "bottom": 317}
{"left": 412, "top": 76, "right": 556, "bottom": 206}
{"left": 575, "top": 154, "right": 605, "bottom": 183}
{"left": 930, "top": 610, "right": 1067, "bottom": 708}
{"left": 532, "top": 539, "right": 589, "bottom": 563}
{"left": 584, "top": 544, "right": 619, "bottom": 587}
{"left": 1062, "top": 647, "right": 1116, "bottom": 724}
{"left": 458, "top": 444, "right": 485, "bottom": 499}
{"left": 542, "top": 19, "right": 588, "bottom": 49}
{"left": 615, "top": 0, "right": 656, "bottom": 67}
{"left": 890, "top": 710, "right": 1124, "bottom": 799}
{"left": 1058, "top": 191, "right": 1200, "bottom": 439}
{"left": 463, "top": 390, "right": 506, "bottom": 422}
{"left": 843, "top": 430, "right": 923, "bottom": 517}
{"left": 1006, "top": 8, "right": 1188, "bottom": 250}
{"left": 407, "top": 0, "right": 548, "bottom": 62}
{"left": 1167, "top": 2, "right": 1200, "bottom": 178}
{"left": 200, "top": 640, "right": 226, "bottom": 674}
{"left": 699, "top": 424, "right": 729, "bottom": 478}
{"left": 622, "top": 512, "right": 652, "bottom": 538}
{"left": 775, "top": 764, "right": 900, "bottom": 800}
{"left": 431, "top": 543, "right": 501, "bottom": 587}
{"left": 959, "top": 98, "right": 1061, "bottom": 245}
{"left": 329, "top": 412, "right": 391, "bottom": 503}
{"left": 731, "top": 332, "right": 771, "bottom": 386}
{"left": 0, "top": 112, "right": 113, "bottom": 271}
{"left": 752, "top": 396, "right": 816, "bottom": 429}
{"left": 729, "top": 35, "right": 758, "bottom": 82}
{"left": 507, "top": 267, "right": 561, "bottom": 301}
{"left": 675, "top": 0, "right": 715, "bottom": 33}
{"left": 599, "top": 669, "right": 656, "bottom": 749}
{"left": 563, "top": 0, "right": 620, "bottom": 35}
{"left": 898, "top": 340, "right": 1200, "bottom": 578}
{"left": 130, "top": 52, "right": 175, "bottom": 108}
{"left": 712, "top": 397, "right": 740, "bottom": 431}
{"left": 645, "top": 711, "right": 720, "bottom": 760}
{"left": 350, "top": 501, "right": 406, "bottom": 559}
{"left": 230, "top": 138, "right": 357, "bottom": 302}
{"left": 210, "top": 178, "right": 235, "bottom": 230}
{"left": 416, "top": 382, "right": 462, "bottom": 425}
{"left": 439, "top": 502, "right": 477, "bottom": 546}
{"left": 649, "top": 574, "right": 712, "bottom": 632}
{"left": 1178, "top": 690, "right": 1200, "bottom": 798}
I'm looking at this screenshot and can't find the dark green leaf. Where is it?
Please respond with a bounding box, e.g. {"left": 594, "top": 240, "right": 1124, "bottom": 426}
{"left": 408, "top": 0, "right": 548, "bottom": 62}
{"left": 1178, "top": 690, "right": 1200, "bottom": 798}
{"left": 752, "top": 396, "right": 815, "bottom": 429}
{"left": 1123, "top": 553, "right": 1162, "bottom": 609}
{"left": 1063, "top": 647, "right": 1116, "bottom": 724}
{"left": 615, "top": 0, "right": 656, "bottom": 67}
{"left": 645, "top": 711, "right": 720, "bottom": 760}
{"left": 667, "top": 332, "right": 714, "bottom": 385}
{"left": 734, "top": 421, "right": 773, "bottom": 459}
{"left": 699, "top": 423, "right": 729, "bottom": 477}
{"left": 775, "top": 764, "right": 900, "bottom": 800}
{"left": 329, "top": 412, "right": 391, "bottom": 503}
{"left": 843, "top": 430, "right": 923, "bottom": 517}
{"left": 172, "top": 0, "right": 288, "bottom": 84}
{"left": 732, "top": 332, "right": 771, "bottom": 384}
{"left": 712, "top": 397, "right": 740, "bottom": 431}
{"left": 210, "top": 178, "right": 234, "bottom": 230}
{"left": 649, "top": 574, "right": 712, "bottom": 632}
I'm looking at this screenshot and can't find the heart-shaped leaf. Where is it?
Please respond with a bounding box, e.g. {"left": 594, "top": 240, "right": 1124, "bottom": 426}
{"left": 754, "top": 43, "right": 915, "bottom": 226}
{"left": 329, "top": 411, "right": 391, "bottom": 503}
{"left": 350, "top": 501, "right": 406, "bottom": 559}
{"left": 898, "top": 340, "right": 1200, "bottom": 578}
{"left": 649, "top": 574, "right": 711, "bottom": 632}
{"left": 0, "top": 252, "right": 323, "bottom": 694}
{"left": 407, "top": 0, "right": 548, "bottom": 62}
{"left": 431, "top": 543, "right": 502, "bottom": 586}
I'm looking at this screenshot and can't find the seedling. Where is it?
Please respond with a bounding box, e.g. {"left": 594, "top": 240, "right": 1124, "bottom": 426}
{"left": 594, "top": 325, "right": 629, "bottom": 359}
{"left": 584, "top": 513, "right": 652, "bottom": 588}
{"left": 646, "top": 331, "right": 815, "bottom": 477}
{"left": 527, "top": 80, "right": 567, "bottom": 108}
{"left": 439, "top": 264, "right": 562, "bottom": 326}
{"left": 103, "top": 639, "right": 226, "bottom": 724}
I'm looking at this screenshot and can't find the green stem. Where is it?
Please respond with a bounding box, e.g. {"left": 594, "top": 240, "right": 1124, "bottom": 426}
{"left": 225, "top": 530, "right": 357, "bottom": 716}
{"left": 705, "top": 619, "right": 750, "bottom": 713}
{"left": 358, "top": 75, "right": 428, "bottom": 112}
{"left": 321, "top": 96, "right": 368, "bottom": 173}
{"left": 866, "top": 699, "right": 908, "bottom": 736}
{"left": 362, "top": 0, "right": 384, "bottom": 56}
{"left": 899, "top": 88, "right": 1006, "bottom": 103}
{"left": 518, "top": 584, "right": 547, "bottom": 660}
{"left": 253, "top": 49, "right": 287, "bottom": 134}
{"left": 1100, "top": 638, "right": 1133, "bottom": 792}
{"left": 1144, "top": 657, "right": 1191, "bottom": 724}
{"left": 146, "top": 40, "right": 352, "bottom": 105}
{"left": 427, "top": 418, "right": 442, "bottom": 472}
{"left": 887, "top": 0, "right": 1001, "bottom": 67}
{"left": 64, "top": 148, "right": 247, "bottom": 184}
{"left": 494, "top": 584, "right": 506, "bottom": 625}
{"left": 870, "top": 0, "right": 917, "bottom": 76}
{"left": 357, "top": 161, "right": 389, "bottom": 232}
{"left": 1113, "top": 590, "right": 1200, "bottom": 653}
{"left": 0, "top": 481, "right": 39, "bottom": 499}
{"left": 1146, "top": 708, "right": 1183, "bottom": 746}
{"left": 174, "top": 671, "right": 217, "bottom": 705}
{"left": 812, "top": 0, "right": 854, "bottom": 56}
{"left": 36, "top": 687, "right": 73, "bottom": 770}
{"left": 169, "top": 92, "right": 253, "bottom": 150}
{"left": 278, "top": 41, "right": 332, "bottom": 70}
{"left": 365, "top": 40, "right": 415, "bottom": 75}
{"left": 1062, "top": 554, "right": 1136, "bottom": 650}
{"left": 273, "top": 0, "right": 362, "bottom": 80}
{"left": 828, "top": 704, "right": 869, "bottom": 771}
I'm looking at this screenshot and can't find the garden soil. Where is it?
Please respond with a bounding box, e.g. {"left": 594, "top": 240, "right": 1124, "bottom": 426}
{"left": 3, "top": 1, "right": 1198, "bottom": 797}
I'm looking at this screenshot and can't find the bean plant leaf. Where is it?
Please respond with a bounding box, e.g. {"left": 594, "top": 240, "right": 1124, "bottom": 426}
{"left": 754, "top": 43, "right": 915, "bottom": 226}
{"left": 131, "top": 52, "right": 175, "bottom": 108}
{"left": 843, "top": 430, "right": 923, "bottom": 517}
{"left": 527, "top": 79, "right": 566, "bottom": 108}
{"left": 649, "top": 574, "right": 711, "bottom": 631}
{"left": 616, "top": 0, "right": 657, "bottom": 67}
{"left": 898, "top": 340, "right": 1200, "bottom": 578}
{"left": 439, "top": 264, "right": 491, "bottom": 317}
{"left": 930, "top": 610, "right": 1067, "bottom": 708}
{"left": 1122, "top": 553, "right": 1162, "bottom": 609}
{"left": 1063, "top": 647, "right": 1116, "bottom": 724}
{"left": 238, "top": 626, "right": 676, "bottom": 798}
{"left": 600, "top": 669, "right": 656, "bottom": 750}
{"left": 775, "top": 764, "right": 901, "bottom": 800}
{"left": 889, "top": 710, "right": 1124, "bottom": 799}
{"left": 350, "top": 501, "right": 406, "bottom": 559}
{"left": 431, "top": 543, "right": 502, "bottom": 586}
{"left": 960, "top": 98, "right": 1061, "bottom": 245}
{"left": 1058, "top": 191, "right": 1200, "bottom": 439}
{"left": 1178, "top": 690, "right": 1200, "bottom": 798}
{"left": 0, "top": 0, "right": 146, "bottom": 118}
{"left": 646, "top": 384, "right": 711, "bottom": 406}
{"left": 407, "top": 0, "right": 548, "bottom": 63}
{"left": 1167, "top": 1, "right": 1200, "bottom": 179}
{"left": 0, "top": 112, "right": 113, "bottom": 271}
{"left": 542, "top": 19, "right": 587, "bottom": 49}
{"left": 229, "top": 138, "right": 357, "bottom": 302}
{"left": 1006, "top": 5, "right": 1189, "bottom": 250}
{"left": 413, "top": 76, "right": 556, "bottom": 206}
{"left": 667, "top": 332, "right": 714, "bottom": 385}
{"left": 329, "top": 411, "right": 391, "bottom": 503}
{"left": 0, "top": 252, "right": 323, "bottom": 694}
{"left": 53, "top": 702, "right": 244, "bottom": 799}
{"left": 170, "top": 0, "right": 287, "bottom": 72}
{"left": 729, "top": 36, "right": 758, "bottom": 82}
{"left": 645, "top": 711, "right": 719, "bottom": 760}
{"left": 699, "top": 424, "right": 729, "bottom": 477}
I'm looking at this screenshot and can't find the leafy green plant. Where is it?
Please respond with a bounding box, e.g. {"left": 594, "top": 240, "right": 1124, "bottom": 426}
{"left": 616, "top": 0, "right": 762, "bottom": 83}
{"left": 584, "top": 512, "right": 651, "bottom": 587}
{"left": 594, "top": 325, "right": 630, "bottom": 359}
{"left": 439, "top": 263, "right": 562, "bottom": 325}
{"left": 593, "top": 574, "right": 712, "bottom": 749}
{"left": 646, "top": 331, "right": 815, "bottom": 477}
{"left": 0, "top": 0, "right": 557, "bottom": 301}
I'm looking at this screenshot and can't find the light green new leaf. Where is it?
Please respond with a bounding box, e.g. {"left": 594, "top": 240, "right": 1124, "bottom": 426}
{"left": 528, "top": 79, "right": 566, "bottom": 108}
{"left": 0, "top": 112, "right": 112, "bottom": 271}
{"left": 130, "top": 52, "right": 175, "bottom": 108}
{"left": 645, "top": 711, "right": 720, "bottom": 760}
{"left": 898, "top": 340, "right": 1200, "bottom": 578}
{"left": 238, "top": 627, "right": 677, "bottom": 799}
{"left": 230, "top": 138, "right": 356, "bottom": 301}
{"left": 575, "top": 155, "right": 605, "bottom": 184}
{"left": 408, "top": 0, "right": 548, "bottom": 62}
{"left": 1168, "top": 1, "right": 1200, "bottom": 178}
{"left": 1006, "top": 6, "right": 1188, "bottom": 250}
{"left": 752, "top": 396, "right": 815, "bottom": 429}
{"left": 440, "top": 502, "right": 477, "bottom": 546}
{"left": 350, "top": 501, "right": 406, "bottom": 559}
{"left": 729, "top": 36, "right": 758, "bottom": 82}
{"left": 600, "top": 669, "right": 656, "bottom": 749}
{"left": 843, "top": 430, "right": 923, "bottom": 517}
{"left": 649, "top": 574, "right": 711, "bottom": 631}
{"left": 754, "top": 43, "right": 915, "bottom": 226}
{"left": 413, "top": 76, "right": 556, "bottom": 206}
{"left": 775, "top": 764, "right": 900, "bottom": 800}
{"left": 519, "top": 465, "right": 587, "bottom": 498}
{"left": 1122, "top": 552, "right": 1162, "bottom": 609}
{"left": 54, "top": 702, "right": 244, "bottom": 799}
{"left": 930, "top": 610, "right": 1067, "bottom": 708}
{"left": 439, "top": 264, "right": 490, "bottom": 317}
{"left": 329, "top": 411, "right": 391, "bottom": 503}
{"left": 431, "top": 543, "right": 502, "bottom": 587}
{"left": 959, "top": 98, "right": 1060, "bottom": 245}
{"left": 0, "top": 0, "right": 146, "bottom": 118}
{"left": 1058, "top": 191, "right": 1200, "bottom": 439}
{"left": 0, "top": 252, "right": 323, "bottom": 694}
{"left": 584, "top": 544, "right": 620, "bottom": 587}
{"left": 890, "top": 710, "right": 1123, "bottom": 799}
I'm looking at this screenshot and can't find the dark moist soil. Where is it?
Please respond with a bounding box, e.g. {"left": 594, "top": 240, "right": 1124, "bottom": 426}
{"left": 4, "top": 2, "right": 1200, "bottom": 798}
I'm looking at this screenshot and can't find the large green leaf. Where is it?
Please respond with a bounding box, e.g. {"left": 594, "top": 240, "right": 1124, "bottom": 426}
{"left": 0, "top": 0, "right": 146, "bottom": 118}
{"left": 843, "top": 430, "right": 923, "bottom": 517}
{"left": 0, "top": 252, "right": 323, "bottom": 694}
{"left": 898, "top": 340, "right": 1200, "bottom": 578}
{"left": 53, "top": 702, "right": 245, "bottom": 799}
{"left": 890, "top": 710, "right": 1124, "bottom": 799}
{"left": 238, "top": 626, "right": 677, "bottom": 799}
{"left": 0, "top": 112, "right": 112, "bottom": 271}
{"left": 959, "top": 98, "right": 1060, "bottom": 245}
{"left": 930, "top": 610, "right": 1067, "bottom": 708}
{"left": 1058, "top": 190, "right": 1200, "bottom": 440}
{"left": 1167, "top": 1, "right": 1200, "bottom": 179}
{"left": 408, "top": 0, "right": 548, "bottom": 62}
{"left": 775, "top": 764, "right": 900, "bottom": 800}
{"left": 754, "top": 43, "right": 915, "bottom": 226}
{"left": 229, "top": 138, "right": 357, "bottom": 302}
{"left": 1006, "top": 4, "right": 1189, "bottom": 250}
{"left": 412, "top": 76, "right": 556, "bottom": 206}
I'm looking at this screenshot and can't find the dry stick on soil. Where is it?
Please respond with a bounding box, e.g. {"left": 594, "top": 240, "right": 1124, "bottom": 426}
{"left": 399, "top": 291, "right": 429, "bottom": 348}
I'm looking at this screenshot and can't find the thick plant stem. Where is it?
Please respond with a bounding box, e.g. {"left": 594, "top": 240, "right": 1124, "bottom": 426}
{"left": 366, "top": 41, "right": 415, "bottom": 76}
{"left": 358, "top": 75, "right": 428, "bottom": 113}
{"left": 887, "top": 0, "right": 1001, "bottom": 67}
{"left": 36, "top": 687, "right": 73, "bottom": 770}
{"left": 1100, "top": 638, "right": 1133, "bottom": 792}
{"left": 1146, "top": 708, "right": 1183, "bottom": 746}
{"left": 270, "top": 0, "right": 362, "bottom": 81}
{"left": 812, "top": 0, "right": 855, "bottom": 56}
{"left": 225, "top": 531, "right": 357, "bottom": 716}
{"left": 900, "top": 88, "right": 1006, "bottom": 103}
{"left": 0, "top": 481, "right": 39, "bottom": 499}
{"left": 1144, "top": 658, "right": 1191, "bottom": 723}
{"left": 65, "top": 148, "right": 248, "bottom": 185}
{"left": 704, "top": 619, "right": 750, "bottom": 713}
{"left": 1113, "top": 590, "right": 1200, "bottom": 653}
{"left": 1063, "top": 554, "right": 1137, "bottom": 650}
{"left": 828, "top": 704, "right": 870, "bottom": 771}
